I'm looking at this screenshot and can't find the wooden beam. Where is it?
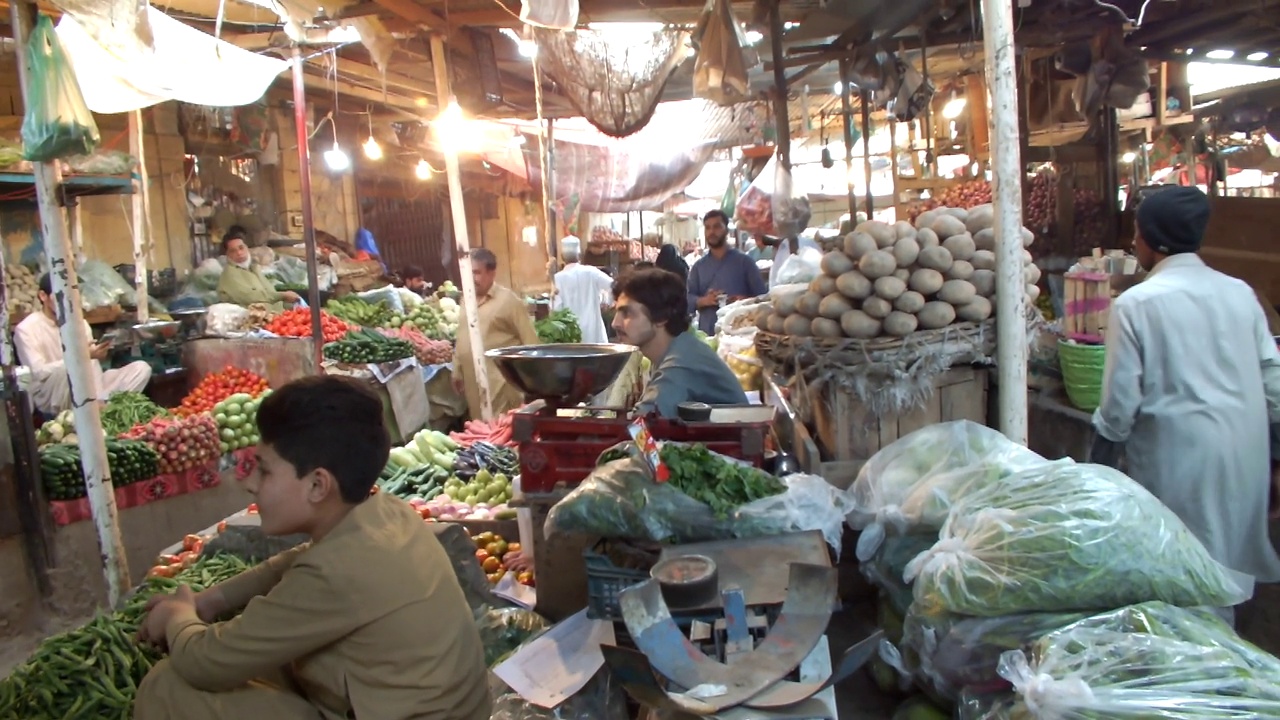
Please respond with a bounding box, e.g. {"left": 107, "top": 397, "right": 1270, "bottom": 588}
{"left": 334, "top": 57, "right": 436, "bottom": 99}
{"left": 331, "top": 1, "right": 386, "bottom": 19}
{"left": 299, "top": 69, "right": 423, "bottom": 116}
{"left": 372, "top": 0, "right": 443, "bottom": 29}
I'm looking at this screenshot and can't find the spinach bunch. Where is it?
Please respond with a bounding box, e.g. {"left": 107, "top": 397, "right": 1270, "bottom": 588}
{"left": 660, "top": 443, "right": 785, "bottom": 519}
{"left": 535, "top": 308, "right": 583, "bottom": 344}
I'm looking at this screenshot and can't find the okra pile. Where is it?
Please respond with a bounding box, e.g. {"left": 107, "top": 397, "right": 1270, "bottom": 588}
{"left": 0, "top": 554, "right": 254, "bottom": 719}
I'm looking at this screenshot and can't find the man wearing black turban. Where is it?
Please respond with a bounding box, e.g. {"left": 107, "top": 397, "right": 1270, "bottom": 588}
{"left": 1090, "top": 186, "right": 1280, "bottom": 624}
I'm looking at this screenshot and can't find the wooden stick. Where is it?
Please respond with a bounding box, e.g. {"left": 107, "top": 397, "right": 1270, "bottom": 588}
{"left": 129, "top": 110, "right": 152, "bottom": 322}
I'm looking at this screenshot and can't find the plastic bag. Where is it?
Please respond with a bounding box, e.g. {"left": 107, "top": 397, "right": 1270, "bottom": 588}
{"left": 772, "top": 246, "right": 823, "bottom": 286}
{"left": 848, "top": 420, "right": 1050, "bottom": 561}
{"left": 20, "top": 15, "right": 100, "bottom": 162}
{"left": 544, "top": 452, "right": 852, "bottom": 552}
{"left": 692, "top": 0, "right": 750, "bottom": 106}
{"left": 997, "top": 602, "right": 1280, "bottom": 718}
{"left": 191, "top": 258, "right": 225, "bottom": 292}
{"left": 860, "top": 534, "right": 936, "bottom": 620}
{"left": 474, "top": 605, "right": 549, "bottom": 668}
{"left": 356, "top": 285, "right": 405, "bottom": 315}
{"left": 771, "top": 160, "right": 812, "bottom": 239}
{"left": 490, "top": 668, "right": 628, "bottom": 720}
{"left": 518, "top": 0, "right": 578, "bottom": 30}
{"left": 905, "top": 463, "right": 1254, "bottom": 617}
{"left": 261, "top": 256, "right": 307, "bottom": 287}
{"left": 65, "top": 151, "right": 134, "bottom": 175}
{"left": 205, "top": 303, "right": 251, "bottom": 336}
{"left": 76, "top": 259, "right": 133, "bottom": 309}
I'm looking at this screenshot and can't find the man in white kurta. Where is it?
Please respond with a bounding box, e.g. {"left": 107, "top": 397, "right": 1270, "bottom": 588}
{"left": 552, "top": 237, "right": 613, "bottom": 344}
{"left": 1092, "top": 187, "right": 1280, "bottom": 604}
{"left": 14, "top": 274, "right": 152, "bottom": 415}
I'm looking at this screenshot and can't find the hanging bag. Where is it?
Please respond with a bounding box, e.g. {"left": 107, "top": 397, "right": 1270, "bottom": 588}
{"left": 21, "top": 14, "right": 100, "bottom": 162}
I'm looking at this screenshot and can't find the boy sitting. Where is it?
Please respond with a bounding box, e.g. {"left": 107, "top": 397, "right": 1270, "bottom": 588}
{"left": 135, "top": 376, "right": 490, "bottom": 720}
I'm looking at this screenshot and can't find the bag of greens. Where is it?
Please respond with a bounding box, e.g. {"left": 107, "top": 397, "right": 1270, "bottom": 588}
{"left": 20, "top": 15, "right": 100, "bottom": 162}
{"left": 848, "top": 421, "right": 1049, "bottom": 562}
{"left": 905, "top": 463, "right": 1252, "bottom": 616}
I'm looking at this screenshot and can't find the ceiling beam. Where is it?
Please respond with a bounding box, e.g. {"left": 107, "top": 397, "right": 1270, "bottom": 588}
{"left": 298, "top": 68, "right": 423, "bottom": 116}
{"left": 371, "top": 0, "right": 444, "bottom": 29}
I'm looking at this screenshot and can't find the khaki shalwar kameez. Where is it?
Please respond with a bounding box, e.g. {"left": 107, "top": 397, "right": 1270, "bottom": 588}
{"left": 134, "top": 492, "right": 490, "bottom": 720}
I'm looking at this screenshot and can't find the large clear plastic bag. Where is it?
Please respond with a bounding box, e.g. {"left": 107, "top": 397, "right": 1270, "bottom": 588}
{"left": 490, "top": 668, "right": 628, "bottom": 720}
{"left": 861, "top": 534, "right": 935, "bottom": 620}
{"left": 544, "top": 452, "right": 852, "bottom": 552}
{"left": 770, "top": 159, "right": 812, "bottom": 239}
{"left": 905, "top": 463, "right": 1253, "bottom": 617}
{"left": 474, "top": 605, "right": 549, "bottom": 668}
{"left": 205, "top": 303, "right": 251, "bottom": 336}
{"left": 996, "top": 602, "right": 1280, "bottom": 718}
{"left": 20, "top": 15, "right": 100, "bottom": 162}
{"left": 77, "top": 259, "right": 134, "bottom": 309}
{"left": 848, "top": 421, "right": 1050, "bottom": 562}
{"left": 734, "top": 155, "right": 810, "bottom": 238}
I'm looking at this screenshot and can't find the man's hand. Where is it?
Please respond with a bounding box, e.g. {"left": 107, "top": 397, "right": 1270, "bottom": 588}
{"left": 138, "top": 585, "right": 199, "bottom": 650}
{"left": 280, "top": 290, "right": 301, "bottom": 304}
{"left": 503, "top": 550, "right": 533, "bottom": 573}
{"left": 696, "top": 290, "right": 724, "bottom": 309}
{"left": 89, "top": 341, "right": 110, "bottom": 361}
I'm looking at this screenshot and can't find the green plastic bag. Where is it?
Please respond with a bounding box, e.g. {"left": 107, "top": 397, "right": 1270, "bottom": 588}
{"left": 20, "top": 15, "right": 100, "bottom": 162}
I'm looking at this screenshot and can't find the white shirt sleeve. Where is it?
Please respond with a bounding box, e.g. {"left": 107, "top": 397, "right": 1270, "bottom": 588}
{"left": 1092, "top": 301, "right": 1144, "bottom": 443}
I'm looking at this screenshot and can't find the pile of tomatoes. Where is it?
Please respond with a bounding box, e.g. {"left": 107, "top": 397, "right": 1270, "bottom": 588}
{"left": 177, "top": 366, "right": 270, "bottom": 416}
{"left": 264, "top": 308, "right": 350, "bottom": 343}
{"left": 473, "top": 531, "right": 534, "bottom": 587}
{"left": 146, "top": 533, "right": 205, "bottom": 579}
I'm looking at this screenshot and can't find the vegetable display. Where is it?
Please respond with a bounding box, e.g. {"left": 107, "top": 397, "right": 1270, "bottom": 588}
{"left": 450, "top": 413, "right": 516, "bottom": 447}
{"left": 35, "top": 409, "right": 79, "bottom": 447}
{"left": 760, "top": 210, "right": 1040, "bottom": 341}
{"left": 0, "top": 554, "right": 254, "bottom": 719}
{"left": 5, "top": 263, "right": 38, "bottom": 319}
{"left": 383, "top": 300, "right": 457, "bottom": 341}
{"left": 472, "top": 531, "right": 520, "bottom": 584}
{"left": 176, "top": 366, "right": 269, "bottom": 417}
{"left": 378, "top": 326, "right": 452, "bottom": 364}
{"left": 100, "top": 391, "right": 168, "bottom": 436}
{"left": 535, "top": 308, "right": 583, "bottom": 344}
{"left": 325, "top": 295, "right": 393, "bottom": 327}
{"left": 39, "top": 439, "right": 160, "bottom": 499}
{"left": 264, "top": 308, "right": 350, "bottom": 342}
{"left": 323, "top": 328, "right": 416, "bottom": 364}
{"left": 661, "top": 443, "right": 785, "bottom": 519}
{"left": 453, "top": 442, "right": 519, "bottom": 480}
{"left": 122, "top": 415, "right": 221, "bottom": 473}
{"left": 213, "top": 391, "right": 267, "bottom": 453}
{"left": 904, "top": 462, "right": 1251, "bottom": 617}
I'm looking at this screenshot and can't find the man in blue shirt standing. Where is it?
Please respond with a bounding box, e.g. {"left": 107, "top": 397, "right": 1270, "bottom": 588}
{"left": 687, "top": 210, "right": 767, "bottom": 335}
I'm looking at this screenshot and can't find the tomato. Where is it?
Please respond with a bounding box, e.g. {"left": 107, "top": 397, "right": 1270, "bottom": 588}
{"left": 147, "top": 565, "right": 178, "bottom": 579}
{"left": 157, "top": 553, "right": 182, "bottom": 566}
{"left": 475, "top": 549, "right": 490, "bottom": 562}
{"left": 418, "top": 506, "right": 432, "bottom": 519}
{"left": 507, "top": 542, "right": 521, "bottom": 554}
{"left": 246, "top": 502, "right": 259, "bottom": 514}
{"left": 216, "top": 520, "right": 228, "bottom": 534}
{"left": 178, "top": 550, "right": 199, "bottom": 568}
{"left": 182, "top": 534, "right": 203, "bottom": 552}
{"left": 517, "top": 571, "right": 535, "bottom": 587}
{"left": 482, "top": 556, "right": 502, "bottom": 573}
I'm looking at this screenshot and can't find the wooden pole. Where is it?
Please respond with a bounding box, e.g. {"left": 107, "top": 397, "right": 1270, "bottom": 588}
{"left": 431, "top": 34, "right": 494, "bottom": 421}
{"left": 67, "top": 203, "right": 84, "bottom": 265}
{"left": 11, "top": 0, "right": 129, "bottom": 605}
{"left": 981, "top": 0, "right": 1028, "bottom": 443}
{"left": 291, "top": 47, "right": 324, "bottom": 372}
{"left": 546, "top": 118, "right": 559, "bottom": 272}
{"left": 129, "top": 110, "right": 151, "bottom": 323}
{"left": 860, "top": 91, "right": 874, "bottom": 217}
{"left": 767, "top": 0, "right": 791, "bottom": 173}
{"left": 839, "top": 58, "right": 858, "bottom": 221}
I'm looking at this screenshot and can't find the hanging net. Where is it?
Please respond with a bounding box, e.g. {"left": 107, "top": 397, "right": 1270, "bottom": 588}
{"left": 532, "top": 26, "right": 690, "bottom": 138}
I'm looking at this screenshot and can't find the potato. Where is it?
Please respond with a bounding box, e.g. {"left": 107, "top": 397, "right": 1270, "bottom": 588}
{"left": 1021, "top": 227, "right": 1035, "bottom": 248}
{"left": 946, "top": 260, "right": 974, "bottom": 281}
{"left": 811, "top": 317, "right": 842, "bottom": 338}
{"left": 970, "top": 250, "right": 996, "bottom": 271}
{"left": 836, "top": 270, "right": 873, "bottom": 300}
{"left": 957, "top": 296, "right": 993, "bottom": 322}
{"left": 942, "top": 233, "right": 976, "bottom": 261}
{"left": 844, "top": 232, "right": 879, "bottom": 260}
{"left": 964, "top": 204, "right": 994, "bottom": 234}
{"left": 840, "top": 309, "right": 881, "bottom": 339}
{"left": 909, "top": 268, "right": 945, "bottom": 296}
{"left": 938, "top": 279, "right": 977, "bottom": 306}
{"left": 973, "top": 228, "right": 995, "bottom": 251}
{"left": 1024, "top": 263, "right": 1042, "bottom": 285}
{"left": 775, "top": 292, "right": 801, "bottom": 316}
{"left": 766, "top": 313, "right": 786, "bottom": 334}
{"left": 858, "top": 250, "right": 897, "bottom": 279}
{"left": 810, "top": 274, "right": 838, "bottom": 296}
{"left": 819, "top": 293, "right": 854, "bottom": 319}
{"left": 916, "top": 227, "right": 940, "bottom": 248}
{"left": 893, "top": 221, "right": 917, "bottom": 240}
{"left": 755, "top": 311, "right": 772, "bottom": 331}
{"left": 1027, "top": 283, "right": 1042, "bottom": 301}
{"left": 918, "top": 246, "right": 954, "bottom": 273}
{"left": 862, "top": 296, "right": 893, "bottom": 320}
{"left": 914, "top": 210, "right": 940, "bottom": 231}
{"left": 917, "top": 301, "right": 957, "bottom": 330}
{"left": 821, "top": 251, "right": 855, "bottom": 278}
{"left": 892, "top": 268, "right": 911, "bottom": 283}
{"left": 856, "top": 220, "right": 898, "bottom": 249}
{"left": 882, "top": 311, "right": 919, "bottom": 337}
{"left": 874, "top": 276, "right": 907, "bottom": 301}
{"left": 783, "top": 313, "right": 813, "bottom": 336}
{"left": 941, "top": 207, "right": 969, "bottom": 222}
{"left": 931, "top": 214, "right": 967, "bottom": 240}
{"left": 894, "top": 290, "right": 926, "bottom": 314}
{"left": 971, "top": 269, "right": 996, "bottom": 297}
{"left": 797, "top": 291, "right": 823, "bottom": 318}
{"left": 892, "top": 236, "right": 920, "bottom": 268}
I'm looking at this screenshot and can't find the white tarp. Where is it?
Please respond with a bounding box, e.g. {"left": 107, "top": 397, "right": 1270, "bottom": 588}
{"left": 56, "top": 6, "right": 288, "bottom": 114}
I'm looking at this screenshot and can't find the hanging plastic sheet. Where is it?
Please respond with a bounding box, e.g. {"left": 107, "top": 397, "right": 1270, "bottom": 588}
{"left": 692, "top": 0, "right": 752, "bottom": 106}
{"left": 520, "top": 0, "right": 579, "bottom": 30}
{"left": 55, "top": 7, "right": 288, "bottom": 114}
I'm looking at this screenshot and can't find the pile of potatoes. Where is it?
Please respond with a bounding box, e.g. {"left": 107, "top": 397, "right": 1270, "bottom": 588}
{"left": 5, "top": 263, "right": 38, "bottom": 318}
{"left": 759, "top": 204, "right": 1042, "bottom": 340}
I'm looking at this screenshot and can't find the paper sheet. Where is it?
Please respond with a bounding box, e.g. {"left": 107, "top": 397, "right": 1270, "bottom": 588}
{"left": 493, "top": 609, "right": 615, "bottom": 709}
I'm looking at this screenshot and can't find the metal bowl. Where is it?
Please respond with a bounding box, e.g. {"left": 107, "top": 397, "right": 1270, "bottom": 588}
{"left": 651, "top": 554, "right": 719, "bottom": 609}
{"left": 131, "top": 321, "right": 182, "bottom": 342}
{"left": 485, "top": 343, "right": 636, "bottom": 404}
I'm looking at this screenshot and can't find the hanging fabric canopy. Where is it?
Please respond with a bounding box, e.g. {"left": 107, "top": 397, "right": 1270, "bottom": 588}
{"left": 56, "top": 6, "right": 289, "bottom": 114}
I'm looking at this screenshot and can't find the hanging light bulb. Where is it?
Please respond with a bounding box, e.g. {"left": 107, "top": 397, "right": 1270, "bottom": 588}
{"left": 363, "top": 135, "right": 383, "bottom": 160}
{"left": 324, "top": 145, "right": 351, "bottom": 171}
{"left": 941, "top": 94, "right": 967, "bottom": 120}
{"left": 415, "top": 159, "right": 433, "bottom": 180}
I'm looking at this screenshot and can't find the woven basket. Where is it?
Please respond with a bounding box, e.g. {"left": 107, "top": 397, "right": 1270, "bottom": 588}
{"left": 1057, "top": 339, "right": 1106, "bottom": 412}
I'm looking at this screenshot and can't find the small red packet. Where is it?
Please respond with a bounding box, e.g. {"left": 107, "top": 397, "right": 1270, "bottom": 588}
{"left": 629, "top": 417, "right": 669, "bottom": 482}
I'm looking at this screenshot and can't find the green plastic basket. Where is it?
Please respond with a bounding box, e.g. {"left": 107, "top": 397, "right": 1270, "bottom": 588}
{"left": 1058, "top": 339, "right": 1107, "bottom": 412}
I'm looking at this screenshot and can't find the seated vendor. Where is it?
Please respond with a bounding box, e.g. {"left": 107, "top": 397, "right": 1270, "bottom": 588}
{"left": 612, "top": 268, "right": 747, "bottom": 418}
{"left": 14, "top": 274, "right": 151, "bottom": 415}
{"left": 134, "top": 376, "right": 490, "bottom": 720}
{"left": 216, "top": 230, "right": 299, "bottom": 312}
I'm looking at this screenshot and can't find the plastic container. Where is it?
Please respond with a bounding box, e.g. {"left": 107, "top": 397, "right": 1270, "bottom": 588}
{"left": 1058, "top": 338, "right": 1106, "bottom": 412}
{"left": 584, "top": 548, "right": 649, "bottom": 620}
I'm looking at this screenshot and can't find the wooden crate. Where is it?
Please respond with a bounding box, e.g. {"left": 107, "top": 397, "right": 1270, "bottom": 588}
{"left": 808, "top": 366, "right": 990, "bottom": 477}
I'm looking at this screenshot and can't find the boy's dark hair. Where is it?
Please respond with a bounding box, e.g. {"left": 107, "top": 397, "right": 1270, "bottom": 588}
{"left": 470, "top": 247, "right": 498, "bottom": 271}
{"left": 612, "top": 268, "right": 690, "bottom": 336}
{"left": 256, "top": 376, "right": 390, "bottom": 503}
{"left": 38, "top": 273, "right": 52, "bottom": 296}
{"left": 402, "top": 265, "right": 424, "bottom": 279}
{"left": 220, "top": 227, "right": 248, "bottom": 255}
{"left": 703, "top": 209, "right": 730, "bottom": 226}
